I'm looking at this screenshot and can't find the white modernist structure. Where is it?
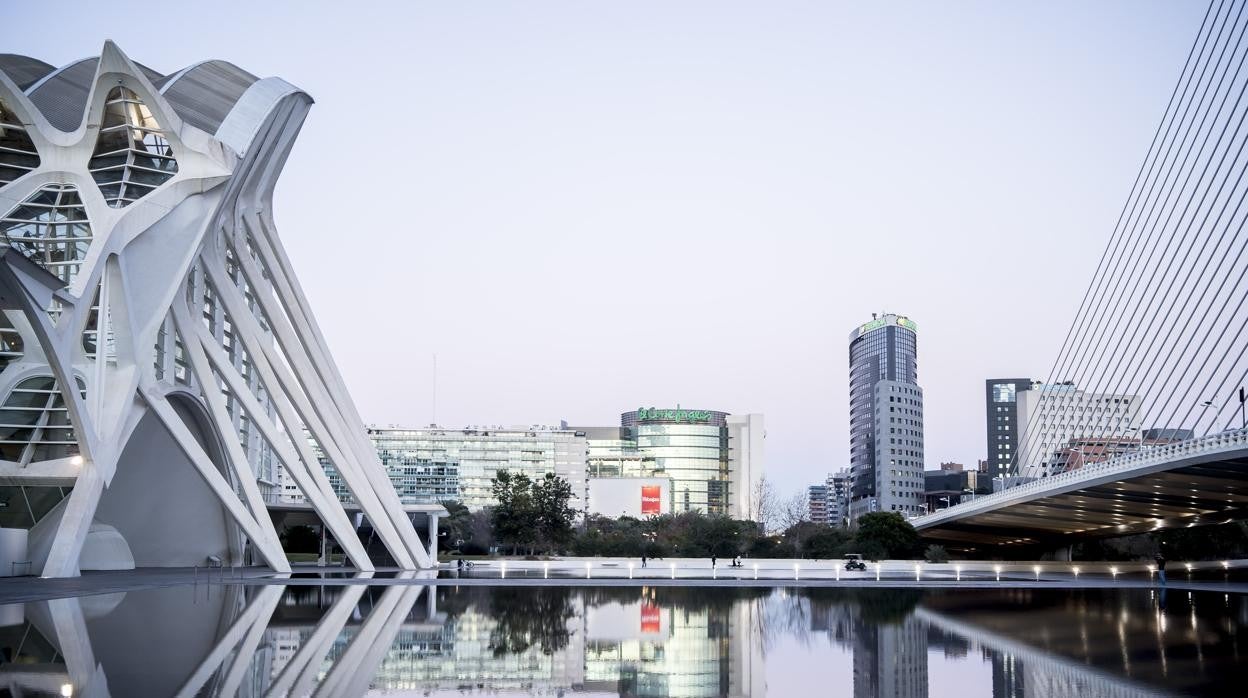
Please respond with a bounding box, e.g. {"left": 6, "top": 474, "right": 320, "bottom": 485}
{"left": 0, "top": 43, "right": 441, "bottom": 577}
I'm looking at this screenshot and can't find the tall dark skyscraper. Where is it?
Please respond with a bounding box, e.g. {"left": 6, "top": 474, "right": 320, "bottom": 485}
{"left": 848, "top": 313, "right": 924, "bottom": 522}
{"left": 984, "top": 378, "right": 1031, "bottom": 479}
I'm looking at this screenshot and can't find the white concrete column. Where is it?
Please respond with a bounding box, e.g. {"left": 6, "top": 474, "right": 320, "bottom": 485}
{"left": 427, "top": 515, "right": 438, "bottom": 562}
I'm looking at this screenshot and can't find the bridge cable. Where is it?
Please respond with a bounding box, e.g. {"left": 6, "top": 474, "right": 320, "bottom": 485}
{"left": 1009, "top": 0, "right": 1237, "bottom": 475}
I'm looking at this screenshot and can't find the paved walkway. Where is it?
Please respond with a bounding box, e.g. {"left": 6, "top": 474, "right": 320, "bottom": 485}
{"left": 0, "top": 562, "right": 1244, "bottom": 604}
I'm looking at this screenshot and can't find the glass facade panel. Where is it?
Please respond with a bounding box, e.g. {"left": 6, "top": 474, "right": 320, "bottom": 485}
{"left": 87, "top": 87, "right": 178, "bottom": 208}
{"left": 0, "top": 183, "right": 92, "bottom": 284}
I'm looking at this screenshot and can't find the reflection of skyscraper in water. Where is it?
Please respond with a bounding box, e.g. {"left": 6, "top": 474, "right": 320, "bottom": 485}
{"left": 258, "top": 587, "right": 764, "bottom": 696}
{"left": 852, "top": 616, "right": 928, "bottom": 698}
{"left": 992, "top": 653, "right": 1025, "bottom": 698}
{"left": 581, "top": 592, "right": 765, "bottom": 697}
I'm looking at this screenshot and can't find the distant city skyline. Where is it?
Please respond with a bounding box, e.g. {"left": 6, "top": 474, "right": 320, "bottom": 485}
{"left": 2, "top": 0, "right": 1206, "bottom": 495}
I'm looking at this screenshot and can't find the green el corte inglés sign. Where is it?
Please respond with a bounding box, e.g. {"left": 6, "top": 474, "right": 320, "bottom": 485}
{"left": 636, "top": 407, "right": 713, "bottom": 423}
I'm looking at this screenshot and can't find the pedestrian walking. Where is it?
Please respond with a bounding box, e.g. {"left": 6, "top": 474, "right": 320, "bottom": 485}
{"left": 711, "top": 555, "right": 717, "bottom": 568}
{"left": 1155, "top": 552, "right": 1167, "bottom": 586}
{"left": 641, "top": 555, "right": 647, "bottom": 568}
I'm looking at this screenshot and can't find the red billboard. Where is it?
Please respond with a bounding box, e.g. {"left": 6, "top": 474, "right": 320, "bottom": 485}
{"left": 641, "top": 485, "right": 662, "bottom": 515}
{"left": 641, "top": 602, "right": 661, "bottom": 633}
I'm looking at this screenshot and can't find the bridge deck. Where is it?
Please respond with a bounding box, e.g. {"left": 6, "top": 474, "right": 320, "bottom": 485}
{"left": 913, "top": 429, "right": 1248, "bottom": 546}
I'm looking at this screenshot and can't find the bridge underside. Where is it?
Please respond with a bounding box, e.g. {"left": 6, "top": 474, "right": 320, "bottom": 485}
{"left": 918, "top": 456, "right": 1248, "bottom": 548}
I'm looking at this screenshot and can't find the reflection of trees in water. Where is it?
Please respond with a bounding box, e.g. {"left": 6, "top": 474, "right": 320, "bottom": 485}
{"left": 580, "top": 585, "right": 769, "bottom": 613}
{"left": 432, "top": 586, "right": 580, "bottom": 656}
{"left": 804, "top": 588, "right": 925, "bottom": 625}
{"left": 486, "top": 587, "right": 578, "bottom": 656}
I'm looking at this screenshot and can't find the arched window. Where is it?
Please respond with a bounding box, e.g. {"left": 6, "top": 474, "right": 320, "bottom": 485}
{"left": 0, "top": 375, "right": 87, "bottom": 463}
{"left": 88, "top": 87, "right": 177, "bottom": 207}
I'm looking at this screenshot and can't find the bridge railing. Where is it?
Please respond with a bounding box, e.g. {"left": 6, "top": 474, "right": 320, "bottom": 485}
{"left": 914, "top": 427, "right": 1248, "bottom": 526}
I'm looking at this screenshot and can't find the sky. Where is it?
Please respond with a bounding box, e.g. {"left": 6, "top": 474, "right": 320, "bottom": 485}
{"left": 3, "top": 1, "right": 1207, "bottom": 496}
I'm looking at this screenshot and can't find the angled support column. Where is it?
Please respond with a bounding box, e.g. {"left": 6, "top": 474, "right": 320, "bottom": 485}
{"left": 200, "top": 262, "right": 420, "bottom": 567}
{"left": 186, "top": 309, "right": 380, "bottom": 570}
{"left": 139, "top": 387, "right": 291, "bottom": 573}
{"left": 235, "top": 226, "right": 431, "bottom": 567}
{"left": 169, "top": 306, "right": 285, "bottom": 563}
{"left": 171, "top": 303, "right": 372, "bottom": 570}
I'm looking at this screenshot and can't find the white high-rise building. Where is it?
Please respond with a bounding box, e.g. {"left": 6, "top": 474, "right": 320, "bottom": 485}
{"left": 848, "top": 314, "right": 925, "bottom": 522}
{"left": 1014, "top": 382, "right": 1141, "bottom": 478}
{"left": 828, "top": 468, "right": 852, "bottom": 527}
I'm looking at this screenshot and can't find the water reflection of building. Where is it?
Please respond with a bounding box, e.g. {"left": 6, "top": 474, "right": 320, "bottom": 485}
{"left": 582, "top": 592, "right": 764, "bottom": 697}
{"left": 807, "top": 595, "right": 928, "bottom": 698}
{"left": 258, "top": 586, "right": 764, "bottom": 697}
{"left": 851, "top": 616, "right": 928, "bottom": 698}
{"left": 7, "top": 584, "right": 1242, "bottom": 697}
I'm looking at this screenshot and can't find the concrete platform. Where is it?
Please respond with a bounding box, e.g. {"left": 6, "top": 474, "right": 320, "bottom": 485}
{"left": 0, "top": 558, "right": 1245, "bottom": 604}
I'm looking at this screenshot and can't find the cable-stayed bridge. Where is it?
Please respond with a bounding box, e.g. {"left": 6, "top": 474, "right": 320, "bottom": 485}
{"left": 915, "top": 0, "right": 1248, "bottom": 548}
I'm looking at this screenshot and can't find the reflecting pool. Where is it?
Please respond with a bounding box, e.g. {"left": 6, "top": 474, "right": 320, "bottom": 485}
{"left": 0, "top": 584, "right": 1243, "bottom": 696}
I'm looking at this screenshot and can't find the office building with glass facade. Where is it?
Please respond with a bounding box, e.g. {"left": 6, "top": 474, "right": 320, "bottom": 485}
{"left": 287, "top": 426, "right": 589, "bottom": 511}
{"left": 289, "top": 407, "right": 763, "bottom": 519}
{"left": 985, "top": 378, "right": 1031, "bottom": 479}
{"left": 619, "top": 408, "right": 762, "bottom": 518}
{"left": 848, "top": 314, "right": 925, "bottom": 521}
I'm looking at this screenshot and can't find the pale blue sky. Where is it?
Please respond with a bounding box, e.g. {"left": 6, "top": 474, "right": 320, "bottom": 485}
{"left": 2, "top": 1, "right": 1205, "bottom": 495}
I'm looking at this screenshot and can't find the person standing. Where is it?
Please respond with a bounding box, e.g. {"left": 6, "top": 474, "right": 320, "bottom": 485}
{"left": 1155, "top": 552, "right": 1167, "bottom": 586}
{"left": 641, "top": 555, "right": 647, "bottom": 568}
{"left": 711, "top": 555, "right": 717, "bottom": 569}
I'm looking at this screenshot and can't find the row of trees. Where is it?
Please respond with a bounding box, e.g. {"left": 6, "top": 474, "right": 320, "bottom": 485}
{"left": 571, "top": 510, "right": 921, "bottom": 560}
{"left": 439, "top": 469, "right": 925, "bottom": 559}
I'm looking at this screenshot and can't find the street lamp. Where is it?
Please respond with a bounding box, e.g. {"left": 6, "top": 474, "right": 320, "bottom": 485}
{"left": 1200, "top": 398, "right": 1216, "bottom": 436}
{"left": 1239, "top": 387, "right": 1246, "bottom": 430}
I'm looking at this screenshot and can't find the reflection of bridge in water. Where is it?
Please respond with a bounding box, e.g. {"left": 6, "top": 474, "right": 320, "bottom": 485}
{"left": 803, "top": 588, "right": 1248, "bottom": 698}
{"left": 917, "top": 588, "right": 1248, "bottom": 697}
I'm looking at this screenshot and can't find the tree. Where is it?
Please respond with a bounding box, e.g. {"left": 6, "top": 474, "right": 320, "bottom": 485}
{"left": 491, "top": 470, "right": 539, "bottom": 554}
{"left": 853, "top": 512, "right": 920, "bottom": 560}
{"left": 440, "top": 500, "right": 473, "bottom": 552}
{"left": 750, "top": 477, "right": 780, "bottom": 533}
{"left": 777, "top": 489, "right": 812, "bottom": 549}
{"left": 801, "top": 525, "right": 852, "bottom": 560}
{"left": 923, "top": 544, "right": 949, "bottom": 563}
{"left": 465, "top": 509, "right": 494, "bottom": 555}
{"left": 533, "top": 473, "right": 578, "bottom": 553}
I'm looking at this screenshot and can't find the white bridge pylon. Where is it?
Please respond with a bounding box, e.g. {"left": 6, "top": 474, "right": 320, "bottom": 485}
{"left": 0, "top": 42, "right": 438, "bottom": 577}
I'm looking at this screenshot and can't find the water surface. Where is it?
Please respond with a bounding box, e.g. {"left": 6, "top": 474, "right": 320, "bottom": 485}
{"left": 0, "top": 583, "right": 1242, "bottom": 696}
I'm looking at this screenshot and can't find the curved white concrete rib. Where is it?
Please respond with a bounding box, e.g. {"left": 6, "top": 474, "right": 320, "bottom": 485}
{"left": 0, "top": 42, "right": 443, "bottom": 576}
